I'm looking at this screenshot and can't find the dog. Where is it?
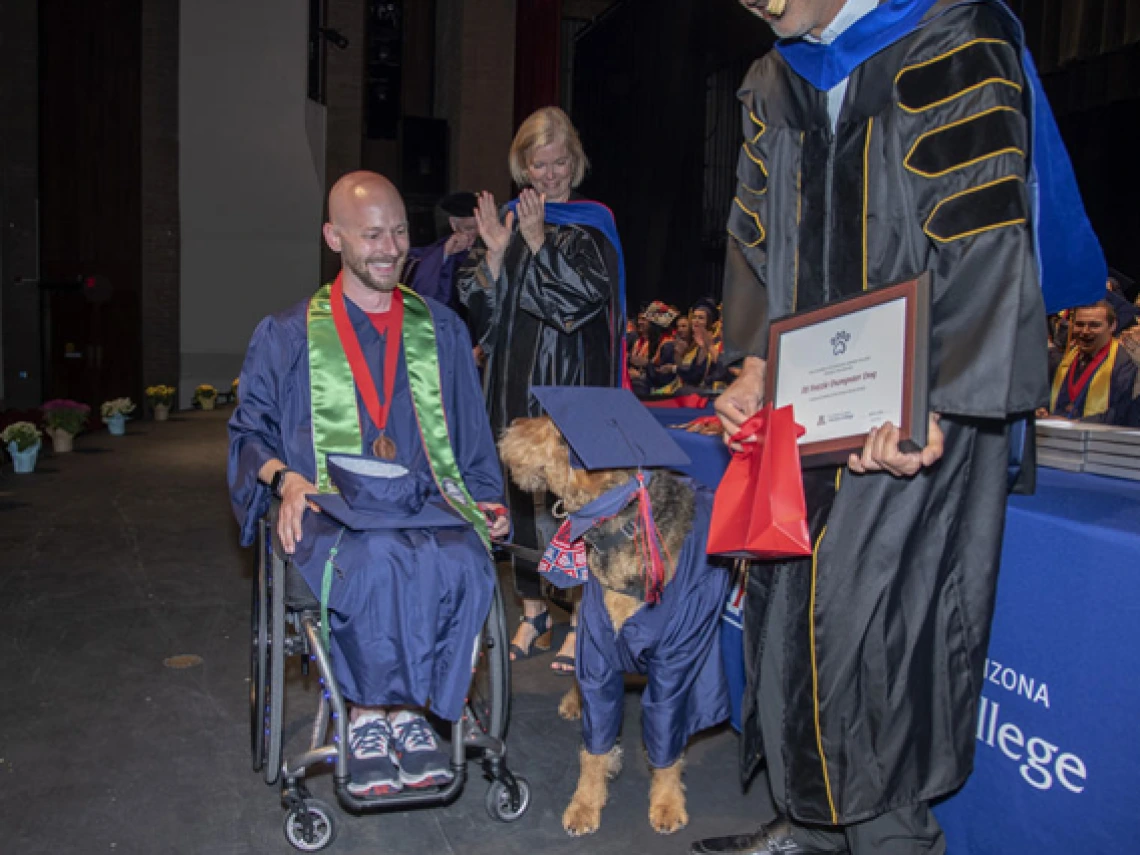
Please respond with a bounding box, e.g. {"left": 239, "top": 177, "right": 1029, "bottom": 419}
{"left": 499, "top": 414, "right": 713, "bottom": 837}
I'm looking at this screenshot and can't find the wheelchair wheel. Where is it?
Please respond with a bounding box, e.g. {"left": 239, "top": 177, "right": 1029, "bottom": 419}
{"left": 485, "top": 776, "right": 531, "bottom": 822}
{"left": 250, "top": 524, "right": 270, "bottom": 772}
{"left": 469, "top": 581, "right": 510, "bottom": 740}
{"left": 283, "top": 797, "right": 337, "bottom": 851}
{"left": 264, "top": 547, "right": 286, "bottom": 785}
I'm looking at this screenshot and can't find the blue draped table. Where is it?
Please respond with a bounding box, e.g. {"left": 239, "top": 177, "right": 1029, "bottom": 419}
{"left": 648, "top": 407, "right": 1140, "bottom": 854}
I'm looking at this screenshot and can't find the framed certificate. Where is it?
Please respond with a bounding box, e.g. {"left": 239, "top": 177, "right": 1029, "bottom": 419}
{"left": 765, "top": 273, "right": 932, "bottom": 467}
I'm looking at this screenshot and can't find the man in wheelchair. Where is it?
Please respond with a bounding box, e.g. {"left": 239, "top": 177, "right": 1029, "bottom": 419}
{"left": 228, "top": 171, "right": 509, "bottom": 798}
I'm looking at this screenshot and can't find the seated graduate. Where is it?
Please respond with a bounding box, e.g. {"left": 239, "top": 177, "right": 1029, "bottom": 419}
{"left": 228, "top": 171, "right": 510, "bottom": 797}
{"left": 675, "top": 299, "right": 727, "bottom": 389}
{"left": 1047, "top": 300, "right": 1139, "bottom": 426}
{"left": 629, "top": 302, "right": 677, "bottom": 397}
{"left": 652, "top": 312, "right": 693, "bottom": 390}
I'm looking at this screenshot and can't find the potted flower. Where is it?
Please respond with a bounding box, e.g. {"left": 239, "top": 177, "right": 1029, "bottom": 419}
{"left": 101, "top": 397, "right": 136, "bottom": 436}
{"left": 194, "top": 384, "right": 218, "bottom": 411}
{"left": 146, "top": 385, "right": 176, "bottom": 421}
{"left": 41, "top": 399, "right": 90, "bottom": 453}
{"left": 2, "top": 421, "right": 43, "bottom": 473}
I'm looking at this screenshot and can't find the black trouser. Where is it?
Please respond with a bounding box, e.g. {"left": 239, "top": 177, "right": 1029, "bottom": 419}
{"left": 755, "top": 568, "right": 946, "bottom": 855}
{"left": 506, "top": 479, "right": 553, "bottom": 600}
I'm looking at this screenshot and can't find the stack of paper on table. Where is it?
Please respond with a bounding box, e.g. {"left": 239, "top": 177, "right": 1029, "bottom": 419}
{"left": 1035, "top": 421, "right": 1140, "bottom": 480}
{"left": 1035, "top": 420, "right": 1087, "bottom": 473}
{"left": 1080, "top": 423, "right": 1140, "bottom": 481}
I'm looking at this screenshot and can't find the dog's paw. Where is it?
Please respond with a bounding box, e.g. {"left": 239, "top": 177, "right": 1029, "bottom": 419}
{"left": 648, "top": 798, "right": 689, "bottom": 835}
{"left": 558, "top": 685, "right": 582, "bottom": 720}
{"left": 563, "top": 800, "right": 602, "bottom": 836}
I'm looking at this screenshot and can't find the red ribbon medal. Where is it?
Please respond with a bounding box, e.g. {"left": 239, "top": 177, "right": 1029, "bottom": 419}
{"left": 329, "top": 273, "right": 404, "bottom": 459}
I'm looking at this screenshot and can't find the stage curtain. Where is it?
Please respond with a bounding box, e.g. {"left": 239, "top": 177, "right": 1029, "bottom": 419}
{"left": 514, "top": 0, "right": 562, "bottom": 129}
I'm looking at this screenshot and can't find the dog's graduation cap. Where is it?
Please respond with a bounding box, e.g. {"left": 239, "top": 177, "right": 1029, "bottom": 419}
{"left": 530, "top": 386, "right": 691, "bottom": 471}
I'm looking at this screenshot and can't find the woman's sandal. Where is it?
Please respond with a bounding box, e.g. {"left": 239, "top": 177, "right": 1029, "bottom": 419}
{"left": 551, "top": 628, "right": 576, "bottom": 675}
{"left": 509, "top": 611, "right": 553, "bottom": 661}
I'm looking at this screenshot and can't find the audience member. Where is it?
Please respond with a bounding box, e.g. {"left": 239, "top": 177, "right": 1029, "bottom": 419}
{"left": 1048, "top": 300, "right": 1138, "bottom": 425}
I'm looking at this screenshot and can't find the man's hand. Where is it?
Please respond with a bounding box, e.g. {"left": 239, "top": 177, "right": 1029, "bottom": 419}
{"left": 444, "top": 230, "right": 475, "bottom": 258}
{"left": 473, "top": 344, "right": 487, "bottom": 368}
{"left": 848, "top": 413, "right": 944, "bottom": 478}
{"left": 278, "top": 472, "right": 320, "bottom": 555}
{"left": 478, "top": 502, "right": 510, "bottom": 540}
{"left": 715, "top": 357, "right": 766, "bottom": 448}
{"left": 474, "top": 191, "right": 514, "bottom": 279}
{"left": 517, "top": 188, "right": 546, "bottom": 253}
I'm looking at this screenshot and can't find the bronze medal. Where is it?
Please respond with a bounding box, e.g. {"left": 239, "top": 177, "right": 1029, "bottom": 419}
{"left": 373, "top": 433, "right": 397, "bottom": 460}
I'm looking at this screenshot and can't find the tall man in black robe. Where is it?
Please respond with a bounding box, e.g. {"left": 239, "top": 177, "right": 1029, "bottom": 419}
{"left": 693, "top": 1, "right": 1103, "bottom": 854}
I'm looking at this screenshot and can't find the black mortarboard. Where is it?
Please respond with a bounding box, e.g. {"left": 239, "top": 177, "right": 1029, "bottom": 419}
{"left": 1108, "top": 267, "right": 1137, "bottom": 302}
{"left": 438, "top": 192, "right": 478, "bottom": 219}
{"left": 691, "top": 297, "right": 720, "bottom": 324}
{"left": 530, "top": 386, "right": 691, "bottom": 471}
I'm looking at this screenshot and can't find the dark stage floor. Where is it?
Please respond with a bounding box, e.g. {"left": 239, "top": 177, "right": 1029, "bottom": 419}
{"left": 0, "top": 409, "right": 759, "bottom": 854}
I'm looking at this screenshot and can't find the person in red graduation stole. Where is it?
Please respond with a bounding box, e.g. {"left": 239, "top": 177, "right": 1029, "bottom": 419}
{"left": 1047, "top": 300, "right": 1139, "bottom": 426}
{"left": 228, "top": 171, "right": 509, "bottom": 798}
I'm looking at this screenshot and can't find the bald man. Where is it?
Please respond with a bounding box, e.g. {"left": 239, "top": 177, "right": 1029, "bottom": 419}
{"left": 229, "top": 172, "right": 508, "bottom": 798}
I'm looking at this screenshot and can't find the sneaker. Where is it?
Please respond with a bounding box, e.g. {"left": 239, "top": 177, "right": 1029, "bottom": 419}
{"left": 391, "top": 710, "right": 453, "bottom": 788}
{"left": 346, "top": 713, "right": 402, "bottom": 796}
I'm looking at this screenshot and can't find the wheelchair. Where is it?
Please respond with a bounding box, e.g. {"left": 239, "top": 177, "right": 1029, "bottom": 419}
{"left": 249, "top": 505, "right": 530, "bottom": 851}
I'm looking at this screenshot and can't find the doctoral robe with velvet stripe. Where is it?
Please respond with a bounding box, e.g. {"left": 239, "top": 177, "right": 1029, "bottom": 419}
{"left": 227, "top": 292, "right": 503, "bottom": 719}
{"left": 722, "top": 0, "right": 1055, "bottom": 825}
{"left": 577, "top": 487, "right": 730, "bottom": 768}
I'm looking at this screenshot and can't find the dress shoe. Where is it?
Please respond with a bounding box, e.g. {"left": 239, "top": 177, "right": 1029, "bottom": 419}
{"left": 690, "top": 817, "right": 848, "bottom": 855}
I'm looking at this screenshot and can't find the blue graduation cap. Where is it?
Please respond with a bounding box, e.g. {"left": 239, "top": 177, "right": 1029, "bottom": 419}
{"left": 530, "top": 386, "right": 691, "bottom": 471}
{"left": 310, "top": 454, "right": 470, "bottom": 531}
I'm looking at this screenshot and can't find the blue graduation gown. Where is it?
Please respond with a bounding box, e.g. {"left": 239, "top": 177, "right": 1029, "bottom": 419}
{"left": 1050, "top": 347, "right": 1139, "bottom": 426}
{"left": 228, "top": 293, "right": 503, "bottom": 719}
{"left": 577, "top": 488, "right": 730, "bottom": 768}
{"left": 404, "top": 237, "right": 467, "bottom": 311}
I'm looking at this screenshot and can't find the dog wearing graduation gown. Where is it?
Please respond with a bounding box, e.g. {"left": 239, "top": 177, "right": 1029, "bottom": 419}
{"left": 498, "top": 415, "right": 699, "bottom": 836}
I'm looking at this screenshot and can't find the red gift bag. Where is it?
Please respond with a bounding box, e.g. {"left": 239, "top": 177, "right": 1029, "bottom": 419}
{"left": 707, "top": 404, "right": 812, "bottom": 559}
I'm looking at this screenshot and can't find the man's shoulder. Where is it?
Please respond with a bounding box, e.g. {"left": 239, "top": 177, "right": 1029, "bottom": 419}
{"left": 903, "top": 0, "right": 1024, "bottom": 59}
{"left": 262, "top": 295, "right": 312, "bottom": 336}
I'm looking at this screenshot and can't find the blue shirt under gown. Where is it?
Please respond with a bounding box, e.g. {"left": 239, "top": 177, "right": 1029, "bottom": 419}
{"left": 228, "top": 292, "right": 504, "bottom": 719}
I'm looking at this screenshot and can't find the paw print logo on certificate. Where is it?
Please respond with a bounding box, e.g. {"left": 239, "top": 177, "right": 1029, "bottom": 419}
{"left": 830, "top": 330, "right": 851, "bottom": 356}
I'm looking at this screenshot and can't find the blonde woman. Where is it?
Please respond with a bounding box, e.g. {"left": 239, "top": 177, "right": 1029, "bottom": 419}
{"left": 458, "top": 106, "right": 628, "bottom": 672}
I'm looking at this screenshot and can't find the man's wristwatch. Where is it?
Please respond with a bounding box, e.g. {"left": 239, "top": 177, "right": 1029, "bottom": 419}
{"left": 269, "top": 467, "right": 294, "bottom": 499}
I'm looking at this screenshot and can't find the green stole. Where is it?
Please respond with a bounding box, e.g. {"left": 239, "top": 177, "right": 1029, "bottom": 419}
{"left": 306, "top": 282, "right": 492, "bottom": 554}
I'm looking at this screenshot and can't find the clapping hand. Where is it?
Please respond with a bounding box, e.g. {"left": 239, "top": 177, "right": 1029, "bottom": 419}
{"left": 474, "top": 191, "right": 514, "bottom": 255}
{"left": 474, "top": 191, "right": 515, "bottom": 279}
{"left": 517, "top": 188, "right": 546, "bottom": 253}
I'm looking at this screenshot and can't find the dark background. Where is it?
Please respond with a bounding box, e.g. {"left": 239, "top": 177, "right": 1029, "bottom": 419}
{"left": 572, "top": 0, "right": 1140, "bottom": 313}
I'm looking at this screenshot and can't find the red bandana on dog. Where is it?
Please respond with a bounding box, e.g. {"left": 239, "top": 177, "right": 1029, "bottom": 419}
{"left": 536, "top": 473, "right": 668, "bottom": 603}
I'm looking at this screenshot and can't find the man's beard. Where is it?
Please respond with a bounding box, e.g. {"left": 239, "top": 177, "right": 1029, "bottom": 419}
{"left": 345, "top": 252, "right": 402, "bottom": 292}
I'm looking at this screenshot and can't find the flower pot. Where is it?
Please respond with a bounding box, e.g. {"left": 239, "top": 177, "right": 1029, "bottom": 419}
{"left": 106, "top": 414, "right": 127, "bottom": 436}
{"left": 47, "top": 428, "right": 75, "bottom": 453}
{"left": 8, "top": 440, "right": 40, "bottom": 473}
{"left": 200, "top": 398, "right": 216, "bottom": 411}
{"left": 154, "top": 403, "right": 170, "bottom": 421}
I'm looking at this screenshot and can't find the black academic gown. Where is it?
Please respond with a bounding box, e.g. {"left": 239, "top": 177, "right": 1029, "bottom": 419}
{"left": 457, "top": 207, "right": 622, "bottom": 434}
{"left": 457, "top": 202, "right": 624, "bottom": 592}
{"left": 723, "top": 1, "right": 1048, "bottom": 825}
